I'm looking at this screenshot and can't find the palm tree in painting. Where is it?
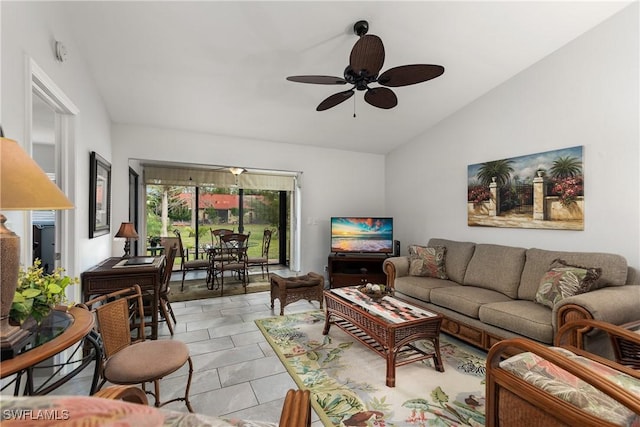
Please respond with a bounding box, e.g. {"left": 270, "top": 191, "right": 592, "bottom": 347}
{"left": 476, "top": 159, "right": 514, "bottom": 187}
{"left": 549, "top": 155, "right": 583, "bottom": 206}
{"left": 549, "top": 156, "right": 582, "bottom": 178}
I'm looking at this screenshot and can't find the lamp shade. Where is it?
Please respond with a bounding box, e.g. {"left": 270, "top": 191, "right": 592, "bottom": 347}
{"left": 0, "top": 138, "right": 73, "bottom": 210}
{"left": 115, "top": 222, "right": 139, "bottom": 239}
{"left": 0, "top": 137, "right": 73, "bottom": 357}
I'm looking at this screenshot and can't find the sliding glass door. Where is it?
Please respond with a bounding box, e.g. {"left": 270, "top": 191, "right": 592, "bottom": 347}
{"left": 146, "top": 184, "right": 289, "bottom": 266}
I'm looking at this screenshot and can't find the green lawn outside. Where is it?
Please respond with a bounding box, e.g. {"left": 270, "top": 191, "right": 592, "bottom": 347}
{"left": 165, "top": 223, "right": 280, "bottom": 259}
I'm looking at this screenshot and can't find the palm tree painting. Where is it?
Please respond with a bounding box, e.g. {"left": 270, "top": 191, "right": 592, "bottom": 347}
{"left": 467, "top": 146, "right": 584, "bottom": 230}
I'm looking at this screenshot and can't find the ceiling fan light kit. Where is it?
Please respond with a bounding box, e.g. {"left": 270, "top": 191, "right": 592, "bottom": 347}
{"left": 287, "top": 20, "right": 444, "bottom": 112}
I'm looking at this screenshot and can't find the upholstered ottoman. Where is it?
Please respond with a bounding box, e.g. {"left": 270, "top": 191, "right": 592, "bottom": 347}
{"left": 270, "top": 272, "right": 324, "bottom": 315}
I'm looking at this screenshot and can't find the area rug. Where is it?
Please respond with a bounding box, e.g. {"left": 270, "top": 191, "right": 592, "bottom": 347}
{"left": 168, "top": 278, "right": 270, "bottom": 302}
{"left": 256, "top": 311, "right": 487, "bottom": 427}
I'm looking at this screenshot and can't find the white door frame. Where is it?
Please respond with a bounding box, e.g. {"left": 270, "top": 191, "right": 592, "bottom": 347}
{"left": 26, "top": 58, "right": 79, "bottom": 282}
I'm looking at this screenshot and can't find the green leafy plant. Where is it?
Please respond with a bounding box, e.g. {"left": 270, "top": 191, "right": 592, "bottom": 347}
{"left": 10, "top": 259, "right": 78, "bottom": 325}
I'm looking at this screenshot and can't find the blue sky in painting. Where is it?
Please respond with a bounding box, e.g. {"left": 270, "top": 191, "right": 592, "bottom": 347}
{"left": 467, "top": 146, "right": 583, "bottom": 185}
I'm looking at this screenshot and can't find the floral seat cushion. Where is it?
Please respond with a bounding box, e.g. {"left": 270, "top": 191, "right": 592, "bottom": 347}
{"left": 499, "top": 347, "right": 640, "bottom": 426}
{"left": 0, "top": 395, "right": 278, "bottom": 427}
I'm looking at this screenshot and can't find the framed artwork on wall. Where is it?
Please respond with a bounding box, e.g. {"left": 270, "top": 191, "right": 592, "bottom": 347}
{"left": 89, "top": 151, "right": 111, "bottom": 238}
{"left": 467, "top": 146, "right": 584, "bottom": 230}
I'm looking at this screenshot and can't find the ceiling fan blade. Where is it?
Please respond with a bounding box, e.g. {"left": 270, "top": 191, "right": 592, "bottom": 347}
{"left": 286, "top": 75, "right": 347, "bottom": 85}
{"left": 364, "top": 87, "right": 397, "bottom": 109}
{"left": 316, "top": 90, "right": 354, "bottom": 111}
{"left": 349, "top": 35, "right": 385, "bottom": 78}
{"left": 377, "top": 64, "right": 445, "bottom": 87}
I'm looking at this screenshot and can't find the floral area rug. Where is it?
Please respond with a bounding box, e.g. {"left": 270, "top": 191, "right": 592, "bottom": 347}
{"left": 255, "top": 310, "right": 487, "bottom": 427}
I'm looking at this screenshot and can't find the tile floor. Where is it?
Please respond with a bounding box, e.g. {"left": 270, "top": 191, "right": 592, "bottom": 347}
{"left": 38, "top": 268, "right": 325, "bottom": 426}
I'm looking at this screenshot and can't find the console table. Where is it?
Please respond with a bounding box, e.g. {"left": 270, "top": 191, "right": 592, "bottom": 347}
{"left": 327, "top": 254, "right": 387, "bottom": 288}
{"left": 81, "top": 256, "right": 165, "bottom": 339}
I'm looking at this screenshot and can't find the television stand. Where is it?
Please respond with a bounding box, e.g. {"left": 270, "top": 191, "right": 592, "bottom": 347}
{"left": 328, "top": 254, "right": 387, "bottom": 288}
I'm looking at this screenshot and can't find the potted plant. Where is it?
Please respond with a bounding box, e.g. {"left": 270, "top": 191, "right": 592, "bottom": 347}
{"left": 10, "top": 259, "right": 78, "bottom": 325}
{"left": 148, "top": 236, "right": 161, "bottom": 247}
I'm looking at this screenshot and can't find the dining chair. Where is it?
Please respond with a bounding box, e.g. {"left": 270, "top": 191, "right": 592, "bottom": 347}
{"left": 140, "top": 244, "right": 178, "bottom": 335}
{"left": 79, "top": 285, "right": 194, "bottom": 412}
{"left": 209, "top": 228, "right": 235, "bottom": 264}
{"left": 174, "top": 229, "right": 210, "bottom": 291}
{"left": 247, "top": 228, "right": 273, "bottom": 280}
{"left": 159, "top": 236, "right": 180, "bottom": 269}
{"left": 210, "top": 232, "right": 249, "bottom": 294}
{"left": 157, "top": 242, "right": 178, "bottom": 335}
{"left": 210, "top": 228, "right": 234, "bottom": 247}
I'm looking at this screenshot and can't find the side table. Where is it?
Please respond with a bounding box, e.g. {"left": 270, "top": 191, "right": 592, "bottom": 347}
{"left": 0, "top": 306, "right": 101, "bottom": 395}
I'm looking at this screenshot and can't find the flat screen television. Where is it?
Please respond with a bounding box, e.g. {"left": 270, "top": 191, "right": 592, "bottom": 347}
{"left": 330, "top": 217, "right": 393, "bottom": 254}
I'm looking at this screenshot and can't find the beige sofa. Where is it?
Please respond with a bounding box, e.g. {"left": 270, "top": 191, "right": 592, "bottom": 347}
{"left": 383, "top": 238, "right": 640, "bottom": 353}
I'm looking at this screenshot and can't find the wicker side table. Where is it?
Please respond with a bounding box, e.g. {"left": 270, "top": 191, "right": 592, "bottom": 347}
{"left": 270, "top": 272, "right": 324, "bottom": 315}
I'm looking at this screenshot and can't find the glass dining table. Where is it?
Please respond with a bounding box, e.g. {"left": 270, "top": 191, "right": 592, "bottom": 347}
{"left": 203, "top": 233, "right": 252, "bottom": 291}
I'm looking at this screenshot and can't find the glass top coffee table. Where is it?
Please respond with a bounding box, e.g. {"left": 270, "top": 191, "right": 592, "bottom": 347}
{"left": 323, "top": 286, "right": 444, "bottom": 387}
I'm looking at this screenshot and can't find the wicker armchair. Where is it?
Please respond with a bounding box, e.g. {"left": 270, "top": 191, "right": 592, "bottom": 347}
{"left": 79, "top": 285, "right": 194, "bottom": 411}
{"left": 279, "top": 388, "right": 311, "bottom": 427}
{"left": 486, "top": 337, "right": 640, "bottom": 427}
{"left": 555, "top": 318, "right": 640, "bottom": 370}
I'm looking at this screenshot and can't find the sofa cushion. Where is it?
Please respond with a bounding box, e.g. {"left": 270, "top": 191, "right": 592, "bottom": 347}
{"left": 394, "top": 276, "right": 458, "bottom": 303}
{"left": 519, "top": 248, "right": 628, "bottom": 301}
{"left": 534, "top": 259, "right": 602, "bottom": 309}
{"left": 408, "top": 245, "right": 448, "bottom": 279}
{"left": 463, "top": 244, "right": 526, "bottom": 299}
{"left": 430, "top": 286, "right": 512, "bottom": 319}
{"left": 428, "top": 238, "right": 475, "bottom": 284}
{"left": 479, "top": 300, "right": 554, "bottom": 343}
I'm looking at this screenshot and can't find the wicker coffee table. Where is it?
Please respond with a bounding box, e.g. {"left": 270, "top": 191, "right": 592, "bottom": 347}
{"left": 323, "top": 286, "right": 444, "bottom": 387}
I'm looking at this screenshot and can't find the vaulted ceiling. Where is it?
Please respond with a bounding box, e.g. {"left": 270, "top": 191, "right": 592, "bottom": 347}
{"left": 61, "top": 1, "right": 631, "bottom": 154}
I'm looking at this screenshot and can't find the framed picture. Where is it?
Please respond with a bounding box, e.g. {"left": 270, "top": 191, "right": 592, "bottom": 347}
{"left": 467, "top": 146, "right": 584, "bottom": 230}
{"left": 89, "top": 151, "right": 111, "bottom": 238}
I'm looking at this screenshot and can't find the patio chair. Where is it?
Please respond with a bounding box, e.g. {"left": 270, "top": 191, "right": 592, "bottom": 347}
{"left": 79, "top": 285, "right": 194, "bottom": 412}
{"left": 210, "top": 228, "right": 234, "bottom": 246}
{"left": 247, "top": 228, "right": 273, "bottom": 280}
{"left": 209, "top": 228, "right": 235, "bottom": 264}
{"left": 210, "top": 233, "right": 249, "bottom": 294}
{"left": 174, "top": 229, "right": 210, "bottom": 291}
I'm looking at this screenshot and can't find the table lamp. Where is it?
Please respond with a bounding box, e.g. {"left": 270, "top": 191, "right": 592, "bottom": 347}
{"left": 0, "top": 136, "right": 73, "bottom": 354}
{"left": 115, "top": 222, "right": 138, "bottom": 257}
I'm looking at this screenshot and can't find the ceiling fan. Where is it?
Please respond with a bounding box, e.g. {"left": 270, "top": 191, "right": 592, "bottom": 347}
{"left": 286, "top": 20, "right": 444, "bottom": 112}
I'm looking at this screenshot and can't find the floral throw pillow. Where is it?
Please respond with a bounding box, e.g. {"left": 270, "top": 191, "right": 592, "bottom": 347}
{"left": 408, "top": 245, "right": 448, "bottom": 279}
{"left": 535, "top": 259, "right": 602, "bottom": 308}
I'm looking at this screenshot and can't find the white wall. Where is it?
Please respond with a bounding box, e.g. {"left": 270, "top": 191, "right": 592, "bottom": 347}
{"left": 1, "top": 2, "right": 113, "bottom": 286}
{"left": 386, "top": 4, "right": 640, "bottom": 269}
{"left": 111, "top": 125, "right": 386, "bottom": 274}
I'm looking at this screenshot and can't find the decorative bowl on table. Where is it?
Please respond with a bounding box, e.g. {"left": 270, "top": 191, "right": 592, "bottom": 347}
{"left": 357, "top": 283, "right": 391, "bottom": 301}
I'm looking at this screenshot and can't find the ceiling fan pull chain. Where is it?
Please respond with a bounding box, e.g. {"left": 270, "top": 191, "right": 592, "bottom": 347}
{"left": 353, "top": 95, "right": 357, "bottom": 118}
